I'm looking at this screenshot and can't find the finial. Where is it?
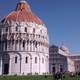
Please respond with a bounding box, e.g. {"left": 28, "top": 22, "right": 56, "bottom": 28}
{"left": 16, "top": 0, "right": 31, "bottom": 12}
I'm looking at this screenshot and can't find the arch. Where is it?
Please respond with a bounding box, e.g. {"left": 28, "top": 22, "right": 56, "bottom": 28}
{"left": 25, "top": 56, "right": 28, "bottom": 63}
{"left": 15, "top": 52, "right": 22, "bottom": 74}
{"left": 31, "top": 52, "right": 41, "bottom": 74}
{"left": 19, "top": 52, "right": 32, "bottom": 74}
{"left": 8, "top": 52, "right": 22, "bottom": 74}
{"left": 25, "top": 53, "right": 32, "bottom": 58}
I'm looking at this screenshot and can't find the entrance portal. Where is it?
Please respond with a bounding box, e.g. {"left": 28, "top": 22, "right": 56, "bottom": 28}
{"left": 2, "top": 54, "right": 10, "bottom": 75}
{"left": 3, "top": 64, "right": 9, "bottom": 74}
{"left": 52, "top": 66, "right": 55, "bottom": 74}
{"left": 60, "top": 65, "right": 63, "bottom": 73}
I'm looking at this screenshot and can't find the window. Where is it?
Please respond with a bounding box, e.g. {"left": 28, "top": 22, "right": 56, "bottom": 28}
{"left": 15, "top": 56, "right": 17, "bottom": 63}
{"left": 27, "top": 40, "right": 29, "bottom": 45}
{"left": 33, "top": 28, "right": 35, "bottom": 33}
{"left": 30, "top": 41, "right": 32, "bottom": 45}
{"left": 35, "top": 57, "right": 37, "bottom": 63}
{"left": 35, "top": 42, "right": 37, "bottom": 48}
{"left": 39, "top": 35, "right": 40, "bottom": 38}
{"left": 16, "top": 40, "right": 18, "bottom": 44}
{"left": 25, "top": 57, "right": 28, "bottom": 63}
{"left": 12, "top": 40, "right": 14, "bottom": 47}
{"left": 42, "top": 57, "right": 44, "bottom": 64}
{"left": 16, "top": 27, "right": 18, "bottom": 31}
{"left": 25, "top": 27, "right": 27, "bottom": 32}
{"left": 6, "top": 27, "right": 8, "bottom": 32}
{"left": 23, "top": 40, "right": 25, "bottom": 48}
{"left": 5, "top": 41, "right": 7, "bottom": 50}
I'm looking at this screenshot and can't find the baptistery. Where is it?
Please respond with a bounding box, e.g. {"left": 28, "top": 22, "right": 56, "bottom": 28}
{"left": 0, "top": 0, "right": 49, "bottom": 75}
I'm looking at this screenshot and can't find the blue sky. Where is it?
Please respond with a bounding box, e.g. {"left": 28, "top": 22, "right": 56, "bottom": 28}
{"left": 0, "top": 0, "right": 80, "bottom": 54}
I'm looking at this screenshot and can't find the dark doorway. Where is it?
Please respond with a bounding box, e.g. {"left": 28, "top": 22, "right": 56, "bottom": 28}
{"left": 2, "top": 54, "right": 10, "bottom": 75}
{"left": 60, "top": 65, "right": 63, "bottom": 73}
{"left": 52, "top": 66, "right": 55, "bottom": 74}
{"left": 3, "top": 64, "right": 9, "bottom": 74}
{"left": 60, "top": 67, "right": 63, "bottom": 73}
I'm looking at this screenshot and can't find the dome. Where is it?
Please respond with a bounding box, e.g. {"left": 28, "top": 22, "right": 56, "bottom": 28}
{"left": 1, "top": 0, "right": 43, "bottom": 25}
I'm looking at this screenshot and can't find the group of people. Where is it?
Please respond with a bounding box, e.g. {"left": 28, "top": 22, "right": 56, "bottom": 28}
{"left": 53, "top": 72, "right": 64, "bottom": 80}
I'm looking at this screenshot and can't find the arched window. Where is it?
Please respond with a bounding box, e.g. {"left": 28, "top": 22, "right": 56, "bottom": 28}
{"left": 15, "top": 56, "right": 17, "bottom": 63}
{"left": 25, "top": 57, "right": 28, "bottom": 63}
{"left": 25, "top": 27, "right": 27, "bottom": 32}
{"left": 35, "top": 57, "right": 37, "bottom": 63}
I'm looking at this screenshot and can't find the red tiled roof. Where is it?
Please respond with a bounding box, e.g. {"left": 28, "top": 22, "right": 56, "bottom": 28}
{"left": 2, "top": 1, "right": 43, "bottom": 25}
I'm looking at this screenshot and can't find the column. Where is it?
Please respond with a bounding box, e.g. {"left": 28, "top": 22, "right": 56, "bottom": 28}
{"left": 20, "top": 56, "right": 22, "bottom": 74}
{"left": 30, "top": 57, "right": 32, "bottom": 74}
{"left": 39, "top": 57, "right": 41, "bottom": 74}
{"left": 27, "top": 40, "right": 29, "bottom": 51}
{"left": 9, "top": 56, "right": 11, "bottom": 75}
{"left": 19, "top": 40, "right": 21, "bottom": 51}
{"left": 28, "top": 40, "right": 30, "bottom": 51}
{"left": 15, "top": 40, "right": 17, "bottom": 50}
{"left": 31, "top": 41, "right": 33, "bottom": 52}
{"left": 0, "top": 56, "right": 2, "bottom": 75}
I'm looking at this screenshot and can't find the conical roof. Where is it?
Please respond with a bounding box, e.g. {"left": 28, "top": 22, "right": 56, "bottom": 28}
{"left": 1, "top": 0, "right": 43, "bottom": 25}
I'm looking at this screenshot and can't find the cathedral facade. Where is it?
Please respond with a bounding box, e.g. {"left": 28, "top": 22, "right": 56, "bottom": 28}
{"left": 49, "top": 45, "right": 79, "bottom": 74}
{"left": 0, "top": 0, "right": 49, "bottom": 75}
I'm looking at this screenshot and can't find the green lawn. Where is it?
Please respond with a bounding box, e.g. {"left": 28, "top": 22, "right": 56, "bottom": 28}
{"left": 0, "top": 75, "right": 80, "bottom": 80}
{"left": 63, "top": 75, "right": 80, "bottom": 80}
{"left": 0, "top": 75, "right": 52, "bottom": 80}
